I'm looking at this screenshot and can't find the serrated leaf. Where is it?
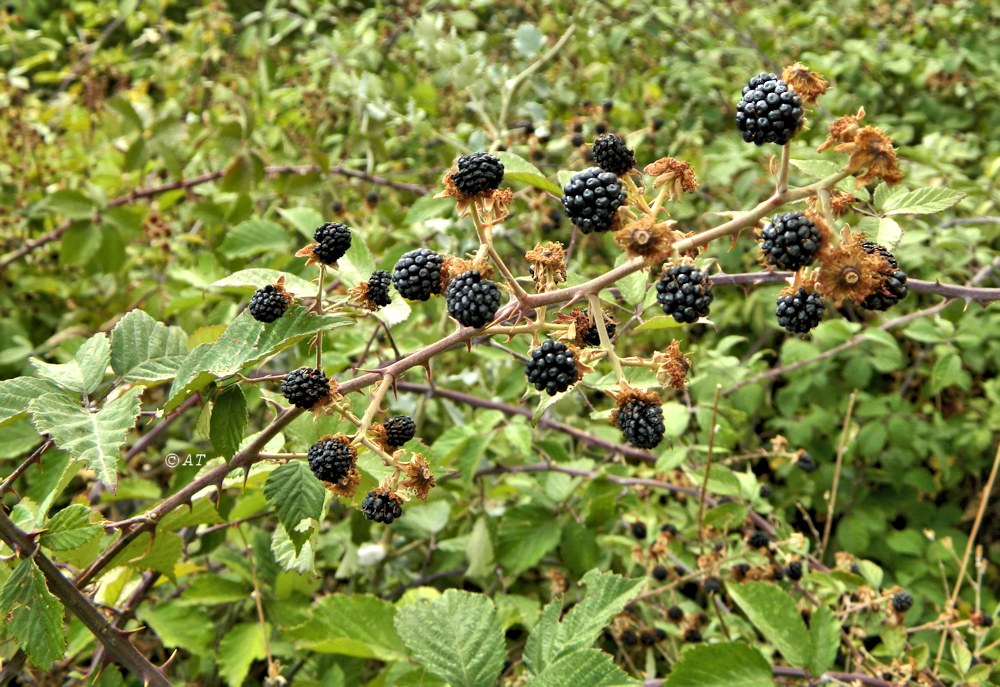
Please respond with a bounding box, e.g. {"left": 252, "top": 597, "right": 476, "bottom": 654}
{"left": 219, "top": 218, "right": 289, "bottom": 258}
{"left": 495, "top": 151, "right": 562, "bottom": 195}
{"left": 808, "top": 605, "right": 840, "bottom": 675}
{"left": 0, "top": 376, "right": 59, "bottom": 428}
{"left": 210, "top": 385, "right": 248, "bottom": 459}
{"left": 663, "top": 642, "right": 773, "bottom": 687}
{"left": 136, "top": 602, "right": 214, "bottom": 654}
{"left": 525, "top": 648, "right": 637, "bottom": 687}
{"left": 276, "top": 206, "right": 325, "bottom": 239}
{"left": 45, "top": 189, "right": 96, "bottom": 219}
{"left": 29, "top": 388, "right": 142, "bottom": 492}
{"left": 498, "top": 505, "right": 563, "bottom": 576}
{"left": 110, "top": 310, "right": 188, "bottom": 382}
{"left": 882, "top": 187, "right": 965, "bottom": 216}
{"left": 395, "top": 590, "right": 505, "bottom": 687}
{"left": 876, "top": 217, "right": 903, "bottom": 250}
{"left": 108, "top": 530, "right": 183, "bottom": 576}
{"left": 29, "top": 333, "right": 110, "bottom": 395}
{"left": 727, "top": 582, "right": 811, "bottom": 668}
{"left": 465, "top": 516, "right": 495, "bottom": 578}
{"left": 263, "top": 461, "right": 325, "bottom": 555}
{"left": 218, "top": 622, "right": 267, "bottom": 687}
{"left": 548, "top": 570, "right": 645, "bottom": 663}
{"left": 41, "top": 504, "right": 102, "bottom": 551}
{"left": 0, "top": 558, "right": 66, "bottom": 668}
{"left": 293, "top": 594, "right": 407, "bottom": 661}
{"left": 210, "top": 268, "right": 318, "bottom": 298}
{"left": 789, "top": 159, "right": 855, "bottom": 193}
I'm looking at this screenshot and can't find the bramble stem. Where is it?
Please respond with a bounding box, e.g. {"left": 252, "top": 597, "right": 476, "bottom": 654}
{"left": 821, "top": 390, "right": 857, "bottom": 561}
{"left": 470, "top": 204, "right": 528, "bottom": 301}
{"left": 587, "top": 292, "right": 624, "bottom": 383}
{"left": 776, "top": 143, "right": 791, "bottom": 194}
{"left": 697, "top": 385, "right": 723, "bottom": 549}
{"left": 353, "top": 373, "right": 395, "bottom": 444}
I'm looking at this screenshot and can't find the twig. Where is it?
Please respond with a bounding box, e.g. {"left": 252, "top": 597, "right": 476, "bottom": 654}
{"left": 587, "top": 293, "right": 624, "bottom": 382}
{"left": 498, "top": 26, "right": 575, "bottom": 133}
{"left": 0, "top": 439, "right": 53, "bottom": 497}
{"left": 820, "top": 390, "right": 857, "bottom": 561}
{"left": 696, "top": 385, "right": 722, "bottom": 548}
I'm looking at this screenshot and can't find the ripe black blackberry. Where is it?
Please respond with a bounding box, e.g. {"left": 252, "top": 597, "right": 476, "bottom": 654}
{"left": 656, "top": 264, "right": 714, "bottom": 323}
{"left": 683, "top": 628, "right": 703, "bottom": 643}
{"left": 383, "top": 415, "right": 416, "bottom": 448}
{"left": 639, "top": 630, "right": 657, "bottom": 646}
{"left": 748, "top": 531, "right": 771, "bottom": 549}
{"left": 861, "top": 242, "right": 909, "bottom": 311}
{"left": 891, "top": 591, "right": 914, "bottom": 613}
{"left": 445, "top": 270, "right": 502, "bottom": 328}
{"left": 786, "top": 561, "right": 803, "bottom": 581}
{"left": 667, "top": 606, "right": 684, "bottom": 622}
{"left": 561, "top": 167, "right": 627, "bottom": 234}
{"left": 761, "top": 212, "right": 822, "bottom": 270}
{"left": 248, "top": 284, "right": 291, "bottom": 323}
{"left": 775, "top": 287, "right": 825, "bottom": 334}
{"left": 615, "top": 398, "right": 665, "bottom": 449}
{"left": 630, "top": 521, "right": 648, "bottom": 540}
{"left": 702, "top": 577, "right": 722, "bottom": 594}
{"left": 361, "top": 488, "right": 404, "bottom": 524}
{"left": 570, "top": 132, "right": 585, "bottom": 147}
{"left": 595, "top": 122, "right": 608, "bottom": 135}
{"left": 735, "top": 72, "right": 804, "bottom": 145}
{"left": 525, "top": 339, "right": 578, "bottom": 396}
{"left": 392, "top": 248, "right": 443, "bottom": 301}
{"left": 580, "top": 309, "right": 616, "bottom": 347}
{"left": 451, "top": 152, "right": 504, "bottom": 197}
{"left": 307, "top": 436, "right": 356, "bottom": 483}
{"left": 651, "top": 565, "right": 669, "bottom": 582}
{"left": 660, "top": 523, "right": 678, "bottom": 536}
{"left": 280, "top": 367, "right": 331, "bottom": 410}
{"left": 313, "top": 222, "right": 352, "bottom": 265}
{"left": 366, "top": 270, "right": 392, "bottom": 308}
{"left": 759, "top": 484, "right": 772, "bottom": 498}
{"left": 796, "top": 453, "right": 818, "bottom": 473}
{"left": 620, "top": 630, "right": 638, "bottom": 647}
{"left": 592, "top": 134, "right": 635, "bottom": 176}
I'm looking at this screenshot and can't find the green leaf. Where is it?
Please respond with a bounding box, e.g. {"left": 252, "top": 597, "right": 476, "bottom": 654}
{"left": 210, "top": 385, "right": 248, "bottom": 459}
{"left": 876, "top": 217, "right": 902, "bottom": 250}
{"left": 219, "top": 219, "right": 290, "bottom": 259}
{"left": 495, "top": 151, "right": 562, "bottom": 195}
{"left": 633, "top": 316, "right": 685, "bottom": 332}
{"left": 525, "top": 648, "right": 638, "bottom": 687}
{"left": 293, "top": 594, "right": 408, "bottom": 661}
{"left": 0, "top": 558, "right": 66, "bottom": 668}
{"left": 395, "top": 590, "right": 505, "bottom": 687}
{"left": 727, "top": 582, "right": 811, "bottom": 668}
{"left": 110, "top": 309, "right": 188, "bottom": 383}
{"left": 276, "top": 206, "right": 325, "bottom": 239}
{"left": 513, "top": 23, "right": 545, "bottom": 58}
{"left": 498, "top": 505, "right": 563, "bottom": 576}
{"left": 882, "top": 187, "right": 965, "bottom": 216}
{"left": 789, "top": 160, "right": 854, "bottom": 193}
{"left": 465, "top": 516, "right": 495, "bottom": 578}
{"left": 0, "top": 376, "right": 59, "bottom": 428}
{"left": 218, "top": 622, "right": 268, "bottom": 687}
{"left": 263, "top": 460, "right": 325, "bottom": 555}
{"left": 808, "top": 605, "right": 841, "bottom": 675}
{"left": 404, "top": 195, "right": 453, "bottom": 226}
{"left": 210, "top": 268, "right": 318, "bottom": 298}
{"left": 704, "top": 502, "right": 750, "bottom": 531}
{"left": 45, "top": 189, "right": 96, "bottom": 219}
{"left": 29, "top": 333, "right": 110, "bottom": 394}
{"left": 108, "top": 530, "right": 183, "bottom": 577}
{"left": 41, "top": 504, "right": 103, "bottom": 551}
{"left": 175, "top": 576, "right": 249, "bottom": 606}
{"left": 136, "top": 602, "right": 214, "bottom": 654}
{"left": 29, "top": 388, "right": 142, "bottom": 492}
{"left": 663, "top": 642, "right": 773, "bottom": 687}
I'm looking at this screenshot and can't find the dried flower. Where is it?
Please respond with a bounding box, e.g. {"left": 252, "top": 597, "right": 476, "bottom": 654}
{"left": 652, "top": 340, "right": 691, "bottom": 390}
{"left": 817, "top": 107, "right": 866, "bottom": 153}
{"left": 808, "top": 190, "right": 857, "bottom": 219}
{"left": 614, "top": 217, "right": 674, "bottom": 263}
{"left": 815, "top": 232, "right": 887, "bottom": 305}
{"left": 780, "top": 63, "right": 829, "bottom": 105}
{"left": 400, "top": 453, "right": 436, "bottom": 500}
{"left": 644, "top": 157, "right": 699, "bottom": 201}
{"left": 525, "top": 241, "right": 567, "bottom": 292}
{"left": 838, "top": 126, "right": 905, "bottom": 187}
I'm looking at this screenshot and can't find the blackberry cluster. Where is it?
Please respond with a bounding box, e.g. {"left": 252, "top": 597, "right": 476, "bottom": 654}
{"left": 861, "top": 242, "right": 909, "bottom": 311}
{"left": 280, "top": 367, "right": 331, "bottom": 410}
{"left": 392, "top": 248, "right": 443, "bottom": 301}
{"left": 248, "top": 284, "right": 290, "bottom": 323}
{"left": 525, "top": 339, "right": 578, "bottom": 396}
{"left": 592, "top": 134, "right": 635, "bottom": 176}
{"left": 616, "top": 398, "right": 665, "bottom": 449}
{"left": 735, "top": 72, "right": 804, "bottom": 145}
{"left": 775, "top": 287, "right": 825, "bottom": 334}
{"left": 366, "top": 270, "right": 392, "bottom": 308}
{"left": 383, "top": 415, "right": 416, "bottom": 448}
{"left": 562, "top": 167, "right": 627, "bottom": 234}
{"left": 451, "top": 152, "right": 504, "bottom": 197}
{"left": 761, "top": 212, "right": 822, "bottom": 270}
{"left": 307, "top": 436, "right": 355, "bottom": 483}
{"left": 313, "top": 222, "right": 352, "bottom": 264}
{"left": 892, "top": 591, "right": 914, "bottom": 613}
{"left": 361, "top": 489, "right": 403, "bottom": 524}
{"left": 445, "top": 270, "right": 502, "bottom": 328}
{"left": 656, "top": 265, "right": 714, "bottom": 323}
{"left": 580, "top": 309, "right": 617, "bottom": 347}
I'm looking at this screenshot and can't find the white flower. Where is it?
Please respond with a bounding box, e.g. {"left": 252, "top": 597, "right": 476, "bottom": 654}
{"left": 357, "top": 542, "right": 386, "bottom": 567}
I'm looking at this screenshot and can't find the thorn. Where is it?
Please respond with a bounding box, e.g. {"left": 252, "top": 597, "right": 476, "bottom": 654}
{"left": 159, "top": 649, "right": 179, "bottom": 671}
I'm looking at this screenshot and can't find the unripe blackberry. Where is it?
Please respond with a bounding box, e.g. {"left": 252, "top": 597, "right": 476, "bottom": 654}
{"left": 313, "top": 222, "right": 352, "bottom": 265}
{"left": 861, "top": 242, "right": 909, "bottom": 311}
{"left": 656, "top": 264, "right": 714, "bottom": 323}
{"left": 562, "top": 167, "right": 627, "bottom": 234}
{"left": 248, "top": 284, "right": 291, "bottom": 323}
{"left": 383, "top": 415, "right": 416, "bottom": 448}
{"left": 445, "top": 270, "right": 502, "bottom": 328}
{"left": 580, "top": 309, "right": 616, "bottom": 347}
{"left": 786, "top": 561, "right": 803, "bottom": 581}
{"left": 592, "top": 134, "right": 635, "bottom": 176}
{"left": 367, "top": 270, "right": 392, "bottom": 308}
{"left": 615, "top": 398, "right": 665, "bottom": 449}
{"left": 392, "top": 248, "right": 443, "bottom": 301}
{"left": 451, "top": 152, "right": 504, "bottom": 197}
{"left": 525, "top": 339, "right": 578, "bottom": 396}
{"left": 775, "top": 287, "right": 825, "bottom": 334}
{"left": 735, "top": 72, "right": 804, "bottom": 145}
{"left": 307, "top": 436, "right": 356, "bottom": 483}
{"left": 280, "top": 367, "right": 331, "bottom": 410}
{"left": 761, "top": 212, "right": 822, "bottom": 270}
{"left": 892, "top": 591, "right": 914, "bottom": 613}
{"left": 361, "top": 488, "right": 404, "bottom": 524}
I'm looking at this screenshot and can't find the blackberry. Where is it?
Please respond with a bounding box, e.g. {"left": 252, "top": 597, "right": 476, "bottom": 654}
{"left": 630, "top": 521, "right": 648, "bottom": 540}
{"left": 307, "top": 436, "right": 356, "bottom": 483}
{"left": 656, "top": 264, "right": 714, "bottom": 323}
{"left": 683, "top": 628, "right": 703, "bottom": 643}
{"left": 616, "top": 399, "right": 665, "bottom": 449}
{"left": 734, "top": 563, "right": 751, "bottom": 580}
{"left": 445, "top": 270, "right": 502, "bottom": 328}
{"left": 451, "top": 152, "right": 504, "bottom": 197}
{"left": 702, "top": 577, "right": 722, "bottom": 594}
{"left": 639, "top": 630, "right": 657, "bottom": 646}
{"left": 660, "top": 523, "right": 678, "bottom": 536}
{"left": 796, "top": 453, "right": 818, "bottom": 473}
{"left": 361, "top": 488, "right": 404, "bottom": 524}
{"left": 748, "top": 531, "right": 771, "bottom": 549}
{"left": 570, "top": 132, "right": 585, "bottom": 147}
{"left": 595, "top": 122, "right": 608, "bottom": 135}
{"left": 775, "top": 287, "right": 825, "bottom": 334}
{"left": 654, "top": 628, "right": 667, "bottom": 642}
{"left": 561, "top": 167, "right": 627, "bottom": 234}
{"left": 248, "top": 284, "right": 290, "bottom": 323}
{"left": 735, "top": 72, "right": 804, "bottom": 145}
{"left": 891, "top": 591, "right": 914, "bottom": 613}
{"left": 313, "top": 222, "right": 352, "bottom": 265}
{"left": 620, "top": 630, "right": 638, "bottom": 646}
{"left": 383, "top": 416, "right": 416, "bottom": 448}
{"left": 525, "top": 339, "right": 578, "bottom": 396}
{"left": 367, "top": 270, "right": 392, "bottom": 308}
{"left": 759, "top": 484, "right": 772, "bottom": 498}
{"left": 773, "top": 567, "right": 785, "bottom": 581}
{"left": 651, "top": 565, "right": 669, "bottom": 582}
{"left": 667, "top": 606, "right": 684, "bottom": 622}
{"left": 392, "top": 248, "right": 443, "bottom": 301}
{"left": 280, "top": 367, "right": 331, "bottom": 410}
{"left": 861, "top": 242, "right": 908, "bottom": 311}
{"left": 786, "top": 561, "right": 803, "bottom": 581}
{"left": 592, "top": 134, "right": 635, "bottom": 176}
{"left": 761, "top": 212, "right": 822, "bottom": 270}
{"left": 602, "top": 99, "right": 614, "bottom": 112}
{"left": 580, "top": 309, "right": 616, "bottom": 347}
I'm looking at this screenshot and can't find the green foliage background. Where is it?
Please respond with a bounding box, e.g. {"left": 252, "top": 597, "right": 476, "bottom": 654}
{"left": 0, "top": 0, "right": 998, "bottom": 685}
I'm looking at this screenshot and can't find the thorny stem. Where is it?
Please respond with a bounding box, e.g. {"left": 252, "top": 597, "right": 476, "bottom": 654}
{"left": 622, "top": 175, "right": 652, "bottom": 214}
{"left": 587, "top": 293, "right": 623, "bottom": 382}
{"left": 353, "top": 373, "right": 395, "bottom": 444}
{"left": 821, "top": 390, "right": 857, "bottom": 562}
{"left": 776, "top": 143, "right": 791, "bottom": 194}
{"left": 470, "top": 204, "right": 528, "bottom": 301}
